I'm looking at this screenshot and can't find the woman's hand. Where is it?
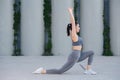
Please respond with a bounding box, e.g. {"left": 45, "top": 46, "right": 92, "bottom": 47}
{"left": 68, "top": 8, "right": 73, "bottom": 13}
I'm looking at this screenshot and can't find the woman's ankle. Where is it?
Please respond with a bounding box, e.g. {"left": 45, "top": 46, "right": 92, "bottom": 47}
{"left": 86, "top": 65, "right": 91, "bottom": 70}
{"left": 41, "top": 69, "right": 46, "bottom": 74}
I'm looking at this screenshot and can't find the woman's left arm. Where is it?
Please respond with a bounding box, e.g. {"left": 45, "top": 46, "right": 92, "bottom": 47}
{"left": 68, "top": 8, "right": 78, "bottom": 42}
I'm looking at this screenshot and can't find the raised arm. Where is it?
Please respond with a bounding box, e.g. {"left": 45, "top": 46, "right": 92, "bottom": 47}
{"left": 68, "top": 8, "right": 78, "bottom": 42}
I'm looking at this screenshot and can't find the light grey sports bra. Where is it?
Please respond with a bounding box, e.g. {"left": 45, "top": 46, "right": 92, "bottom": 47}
{"left": 72, "top": 37, "right": 83, "bottom": 46}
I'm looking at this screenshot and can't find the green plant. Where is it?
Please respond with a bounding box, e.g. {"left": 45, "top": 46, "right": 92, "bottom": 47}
{"left": 74, "top": 0, "right": 78, "bottom": 22}
{"left": 12, "top": 0, "right": 22, "bottom": 56}
{"left": 102, "top": 5, "right": 113, "bottom": 56}
{"left": 42, "top": 0, "right": 53, "bottom": 56}
{"left": 74, "top": 0, "right": 80, "bottom": 36}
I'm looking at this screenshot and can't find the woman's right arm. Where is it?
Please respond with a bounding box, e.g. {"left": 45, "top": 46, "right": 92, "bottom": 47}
{"left": 68, "top": 8, "right": 78, "bottom": 42}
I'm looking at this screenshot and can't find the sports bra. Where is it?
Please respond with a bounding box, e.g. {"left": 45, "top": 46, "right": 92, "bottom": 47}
{"left": 72, "top": 37, "right": 83, "bottom": 46}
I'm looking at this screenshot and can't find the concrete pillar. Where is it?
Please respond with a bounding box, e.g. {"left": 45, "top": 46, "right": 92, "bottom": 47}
{"left": 80, "top": 0, "right": 103, "bottom": 55}
{"left": 52, "top": 0, "right": 73, "bottom": 56}
{"left": 0, "top": 0, "right": 14, "bottom": 56}
{"left": 21, "top": 0, "right": 44, "bottom": 56}
{"left": 110, "top": 0, "right": 120, "bottom": 56}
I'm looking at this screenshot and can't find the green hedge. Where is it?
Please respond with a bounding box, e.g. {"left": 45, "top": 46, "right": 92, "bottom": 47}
{"left": 102, "top": 14, "right": 113, "bottom": 56}
{"left": 42, "top": 0, "right": 53, "bottom": 56}
{"left": 12, "top": 0, "right": 22, "bottom": 56}
{"left": 102, "top": 0, "right": 113, "bottom": 56}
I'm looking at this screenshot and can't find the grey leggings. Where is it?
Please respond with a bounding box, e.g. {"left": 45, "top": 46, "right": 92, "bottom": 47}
{"left": 46, "top": 50, "right": 94, "bottom": 74}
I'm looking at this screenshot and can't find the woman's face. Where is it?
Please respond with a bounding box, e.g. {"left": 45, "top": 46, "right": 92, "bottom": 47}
{"left": 76, "top": 24, "right": 80, "bottom": 33}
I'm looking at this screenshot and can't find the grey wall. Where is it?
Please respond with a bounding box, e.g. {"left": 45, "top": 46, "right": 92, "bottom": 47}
{"left": 52, "top": 0, "right": 73, "bottom": 56}
{"left": 0, "top": 0, "right": 120, "bottom": 56}
{"left": 0, "top": 0, "right": 14, "bottom": 56}
{"left": 80, "top": 0, "right": 103, "bottom": 55}
{"left": 110, "top": 0, "right": 120, "bottom": 56}
{"left": 21, "top": 0, "right": 44, "bottom": 56}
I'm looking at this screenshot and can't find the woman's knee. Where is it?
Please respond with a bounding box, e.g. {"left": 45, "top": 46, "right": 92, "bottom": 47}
{"left": 57, "top": 71, "right": 63, "bottom": 74}
{"left": 89, "top": 50, "right": 94, "bottom": 55}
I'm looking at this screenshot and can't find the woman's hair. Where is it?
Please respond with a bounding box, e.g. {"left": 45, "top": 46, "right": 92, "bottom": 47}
{"left": 67, "top": 23, "right": 72, "bottom": 36}
{"left": 67, "top": 21, "right": 78, "bottom": 36}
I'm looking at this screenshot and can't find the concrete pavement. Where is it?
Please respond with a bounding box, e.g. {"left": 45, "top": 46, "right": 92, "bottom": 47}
{"left": 0, "top": 56, "right": 120, "bottom": 80}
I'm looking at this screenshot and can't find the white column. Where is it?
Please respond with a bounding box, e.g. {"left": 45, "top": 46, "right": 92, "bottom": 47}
{"left": 80, "top": 0, "right": 103, "bottom": 55}
{"left": 52, "top": 0, "right": 73, "bottom": 56}
{"left": 21, "top": 0, "right": 44, "bottom": 56}
{"left": 110, "top": 0, "right": 120, "bottom": 56}
{"left": 0, "top": 0, "right": 14, "bottom": 56}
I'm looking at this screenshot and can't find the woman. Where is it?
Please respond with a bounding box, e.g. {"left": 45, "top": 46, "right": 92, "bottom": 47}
{"left": 33, "top": 8, "right": 96, "bottom": 75}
